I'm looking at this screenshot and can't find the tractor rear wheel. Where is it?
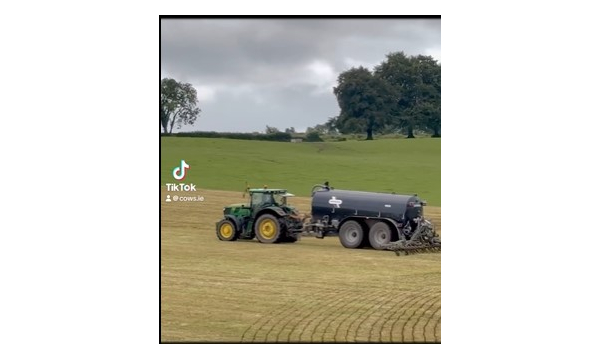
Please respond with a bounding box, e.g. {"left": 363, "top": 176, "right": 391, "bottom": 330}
{"left": 369, "top": 221, "right": 393, "bottom": 250}
{"left": 254, "top": 214, "right": 282, "bottom": 243}
{"left": 216, "top": 219, "right": 238, "bottom": 241}
{"left": 339, "top": 220, "right": 364, "bottom": 248}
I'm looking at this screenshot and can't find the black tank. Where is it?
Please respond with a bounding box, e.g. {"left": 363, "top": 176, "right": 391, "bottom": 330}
{"left": 311, "top": 189, "right": 423, "bottom": 224}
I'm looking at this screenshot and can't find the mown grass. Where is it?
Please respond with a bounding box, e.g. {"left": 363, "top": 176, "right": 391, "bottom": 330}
{"left": 160, "top": 137, "right": 441, "bottom": 206}
{"left": 161, "top": 188, "right": 441, "bottom": 343}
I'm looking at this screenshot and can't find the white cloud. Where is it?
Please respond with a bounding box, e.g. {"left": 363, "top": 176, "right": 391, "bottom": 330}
{"left": 193, "top": 85, "right": 216, "bottom": 103}
{"left": 304, "top": 60, "right": 337, "bottom": 95}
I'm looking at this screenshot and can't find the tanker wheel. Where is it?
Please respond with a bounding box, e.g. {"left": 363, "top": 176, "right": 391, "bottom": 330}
{"left": 216, "top": 219, "right": 238, "bottom": 241}
{"left": 369, "top": 221, "right": 394, "bottom": 250}
{"left": 339, "top": 220, "right": 364, "bottom": 248}
{"left": 254, "top": 214, "right": 282, "bottom": 243}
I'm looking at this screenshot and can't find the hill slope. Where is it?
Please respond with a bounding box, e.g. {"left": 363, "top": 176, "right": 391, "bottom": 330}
{"left": 161, "top": 137, "right": 441, "bottom": 206}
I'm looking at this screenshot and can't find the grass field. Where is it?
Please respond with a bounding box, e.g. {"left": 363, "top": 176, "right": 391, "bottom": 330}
{"left": 161, "top": 188, "right": 441, "bottom": 343}
{"left": 161, "top": 137, "right": 441, "bottom": 343}
{"left": 161, "top": 137, "right": 441, "bottom": 206}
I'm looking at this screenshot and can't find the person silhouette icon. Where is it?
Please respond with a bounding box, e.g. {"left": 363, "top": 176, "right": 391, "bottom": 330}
{"left": 166, "top": 195, "right": 172, "bottom": 202}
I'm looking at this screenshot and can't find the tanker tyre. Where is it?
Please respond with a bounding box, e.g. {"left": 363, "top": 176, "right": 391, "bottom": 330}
{"left": 216, "top": 219, "right": 238, "bottom": 241}
{"left": 254, "top": 214, "right": 282, "bottom": 244}
{"left": 339, "top": 220, "right": 365, "bottom": 248}
{"left": 369, "top": 221, "right": 393, "bottom": 250}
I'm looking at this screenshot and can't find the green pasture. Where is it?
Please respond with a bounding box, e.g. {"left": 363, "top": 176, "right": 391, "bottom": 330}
{"left": 160, "top": 137, "right": 441, "bottom": 206}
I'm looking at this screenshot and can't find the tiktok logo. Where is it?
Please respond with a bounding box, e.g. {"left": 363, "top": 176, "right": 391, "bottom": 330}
{"left": 173, "top": 160, "right": 190, "bottom": 181}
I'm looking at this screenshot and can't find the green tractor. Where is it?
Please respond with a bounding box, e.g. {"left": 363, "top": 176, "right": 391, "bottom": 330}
{"left": 215, "top": 188, "right": 304, "bottom": 243}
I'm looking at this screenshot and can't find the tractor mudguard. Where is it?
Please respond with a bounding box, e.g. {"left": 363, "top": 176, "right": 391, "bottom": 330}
{"left": 263, "top": 206, "right": 287, "bottom": 217}
{"left": 224, "top": 214, "right": 242, "bottom": 231}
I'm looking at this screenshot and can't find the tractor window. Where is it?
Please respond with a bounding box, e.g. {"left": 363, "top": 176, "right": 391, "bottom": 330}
{"left": 251, "top": 192, "right": 264, "bottom": 207}
{"left": 251, "top": 192, "right": 276, "bottom": 207}
{"left": 273, "top": 194, "right": 286, "bottom": 206}
{"left": 263, "top": 193, "right": 273, "bottom": 205}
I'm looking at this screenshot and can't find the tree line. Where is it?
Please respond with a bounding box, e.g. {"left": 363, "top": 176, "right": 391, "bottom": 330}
{"left": 161, "top": 51, "right": 440, "bottom": 140}
{"left": 328, "top": 52, "right": 440, "bottom": 140}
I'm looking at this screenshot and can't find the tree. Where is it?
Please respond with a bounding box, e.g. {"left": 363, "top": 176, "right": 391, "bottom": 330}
{"left": 305, "top": 131, "right": 323, "bottom": 142}
{"left": 284, "top": 127, "right": 296, "bottom": 134}
{"left": 419, "top": 99, "right": 441, "bottom": 137}
{"left": 325, "top": 117, "right": 339, "bottom": 134}
{"left": 161, "top": 78, "right": 201, "bottom": 134}
{"left": 414, "top": 55, "right": 441, "bottom": 137}
{"left": 265, "top": 125, "right": 280, "bottom": 134}
{"left": 333, "top": 66, "right": 396, "bottom": 140}
{"left": 374, "top": 53, "right": 441, "bottom": 138}
{"left": 307, "top": 121, "right": 337, "bottom": 135}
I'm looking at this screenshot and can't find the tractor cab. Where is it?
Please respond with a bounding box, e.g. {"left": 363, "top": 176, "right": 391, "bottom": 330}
{"left": 249, "top": 188, "right": 294, "bottom": 209}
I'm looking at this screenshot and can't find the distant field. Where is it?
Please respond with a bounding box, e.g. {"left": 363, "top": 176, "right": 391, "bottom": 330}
{"left": 161, "top": 188, "right": 441, "bottom": 343}
{"left": 160, "top": 137, "right": 441, "bottom": 206}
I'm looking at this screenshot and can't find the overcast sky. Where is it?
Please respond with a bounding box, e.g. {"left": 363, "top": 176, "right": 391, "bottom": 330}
{"left": 161, "top": 18, "right": 441, "bottom": 133}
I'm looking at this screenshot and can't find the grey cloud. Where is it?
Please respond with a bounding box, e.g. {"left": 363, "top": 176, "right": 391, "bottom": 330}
{"left": 161, "top": 18, "right": 440, "bottom": 132}
{"left": 180, "top": 84, "right": 339, "bottom": 133}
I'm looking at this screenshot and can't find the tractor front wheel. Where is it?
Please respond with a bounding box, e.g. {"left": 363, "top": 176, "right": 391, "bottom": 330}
{"left": 254, "top": 214, "right": 282, "bottom": 243}
{"left": 216, "top": 219, "right": 238, "bottom": 241}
